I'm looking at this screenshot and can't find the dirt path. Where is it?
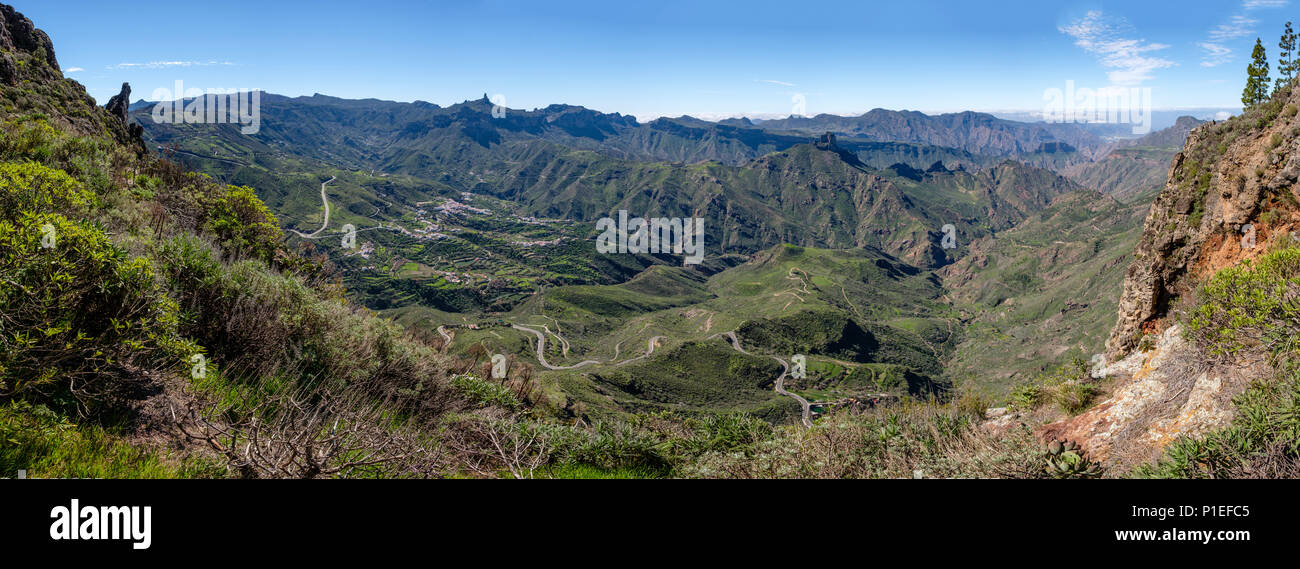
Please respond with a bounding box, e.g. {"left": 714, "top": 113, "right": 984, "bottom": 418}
{"left": 840, "top": 283, "right": 865, "bottom": 321}
{"left": 775, "top": 266, "right": 814, "bottom": 309}
{"left": 614, "top": 336, "right": 666, "bottom": 367}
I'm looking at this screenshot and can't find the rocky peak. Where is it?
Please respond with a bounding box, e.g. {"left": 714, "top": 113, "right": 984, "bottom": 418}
{"left": 1172, "top": 115, "right": 1203, "bottom": 130}
{"left": 105, "top": 82, "right": 131, "bottom": 123}
{"left": 808, "top": 131, "right": 867, "bottom": 168}
{"left": 0, "top": 4, "right": 131, "bottom": 142}
{"left": 814, "top": 131, "right": 838, "bottom": 150}
{"left": 0, "top": 3, "right": 60, "bottom": 86}
{"left": 104, "top": 82, "right": 145, "bottom": 150}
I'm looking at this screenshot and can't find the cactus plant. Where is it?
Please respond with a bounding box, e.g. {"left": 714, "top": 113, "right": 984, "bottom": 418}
{"left": 1044, "top": 439, "right": 1103, "bottom": 478}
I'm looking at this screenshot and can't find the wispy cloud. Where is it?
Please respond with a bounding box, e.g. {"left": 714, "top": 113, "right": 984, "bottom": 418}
{"left": 62, "top": 67, "right": 84, "bottom": 73}
{"left": 1209, "top": 14, "right": 1259, "bottom": 43}
{"left": 1201, "top": 1, "right": 1290, "bottom": 67}
{"left": 757, "top": 79, "right": 795, "bottom": 87}
{"left": 1060, "top": 11, "right": 1174, "bottom": 85}
{"left": 1198, "top": 41, "right": 1234, "bottom": 67}
{"left": 108, "top": 60, "right": 236, "bottom": 70}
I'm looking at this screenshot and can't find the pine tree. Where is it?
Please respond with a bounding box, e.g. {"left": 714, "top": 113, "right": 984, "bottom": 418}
{"left": 1277, "top": 22, "right": 1297, "bottom": 93}
{"left": 1244, "top": 38, "right": 1271, "bottom": 108}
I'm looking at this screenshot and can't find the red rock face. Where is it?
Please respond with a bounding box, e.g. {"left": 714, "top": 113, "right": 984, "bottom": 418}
{"left": 1041, "top": 325, "right": 1264, "bottom": 470}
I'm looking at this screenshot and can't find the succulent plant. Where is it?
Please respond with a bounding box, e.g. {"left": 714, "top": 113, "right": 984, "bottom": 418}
{"left": 1044, "top": 439, "right": 1103, "bottom": 479}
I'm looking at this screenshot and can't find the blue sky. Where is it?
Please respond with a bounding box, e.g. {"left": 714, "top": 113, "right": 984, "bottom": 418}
{"left": 20, "top": 0, "right": 1300, "bottom": 120}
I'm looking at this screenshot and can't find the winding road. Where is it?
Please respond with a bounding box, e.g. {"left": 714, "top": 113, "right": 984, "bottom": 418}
{"left": 289, "top": 176, "right": 337, "bottom": 239}
{"left": 725, "top": 331, "right": 813, "bottom": 428}
{"left": 443, "top": 323, "right": 811, "bottom": 427}
{"left": 510, "top": 323, "right": 666, "bottom": 370}
{"left": 443, "top": 322, "right": 666, "bottom": 371}
{"left": 511, "top": 324, "right": 602, "bottom": 370}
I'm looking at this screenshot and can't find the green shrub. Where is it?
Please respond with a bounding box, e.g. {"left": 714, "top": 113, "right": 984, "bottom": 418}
{"left": 565, "top": 421, "right": 671, "bottom": 473}
{"left": 449, "top": 373, "right": 520, "bottom": 410}
{"left": 206, "top": 184, "right": 282, "bottom": 261}
{"left": 1188, "top": 246, "right": 1300, "bottom": 355}
{"left": 1055, "top": 381, "right": 1102, "bottom": 415}
{"left": 0, "top": 160, "right": 93, "bottom": 215}
{"left": 153, "top": 238, "right": 456, "bottom": 416}
{"left": 1261, "top": 208, "right": 1283, "bottom": 226}
{"left": 0, "top": 118, "right": 58, "bottom": 162}
{"left": 1008, "top": 357, "right": 1099, "bottom": 414}
{"left": 674, "top": 413, "right": 775, "bottom": 457}
{"left": 1009, "top": 382, "right": 1042, "bottom": 409}
{"left": 0, "top": 211, "right": 194, "bottom": 410}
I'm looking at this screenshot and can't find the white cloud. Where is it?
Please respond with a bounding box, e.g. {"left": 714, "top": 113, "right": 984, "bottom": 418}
{"left": 108, "top": 60, "right": 235, "bottom": 70}
{"left": 1060, "top": 11, "right": 1174, "bottom": 85}
{"left": 1209, "top": 14, "right": 1258, "bottom": 43}
{"left": 62, "top": 67, "right": 84, "bottom": 73}
{"left": 1198, "top": 0, "right": 1288, "bottom": 68}
{"left": 757, "top": 79, "right": 795, "bottom": 87}
{"left": 1198, "top": 41, "right": 1234, "bottom": 67}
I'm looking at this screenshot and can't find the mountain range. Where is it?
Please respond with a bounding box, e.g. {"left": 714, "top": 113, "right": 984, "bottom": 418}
{"left": 9, "top": 0, "right": 1295, "bottom": 479}
{"left": 127, "top": 86, "right": 1200, "bottom": 403}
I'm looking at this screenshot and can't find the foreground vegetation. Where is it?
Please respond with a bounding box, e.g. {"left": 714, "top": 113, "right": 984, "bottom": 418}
{"left": 1139, "top": 242, "right": 1300, "bottom": 478}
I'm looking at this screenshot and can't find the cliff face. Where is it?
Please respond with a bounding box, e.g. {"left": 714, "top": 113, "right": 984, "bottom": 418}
{"left": 0, "top": 4, "right": 138, "bottom": 144}
{"left": 1107, "top": 88, "right": 1300, "bottom": 360}
{"left": 1041, "top": 86, "right": 1300, "bottom": 469}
